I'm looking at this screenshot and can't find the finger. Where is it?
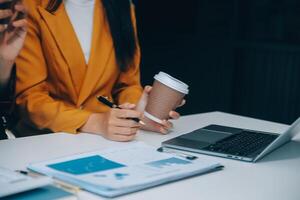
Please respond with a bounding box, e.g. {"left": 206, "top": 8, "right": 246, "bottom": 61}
{"left": 118, "top": 103, "right": 136, "bottom": 110}
{"left": 114, "top": 109, "right": 142, "bottom": 119}
{"left": 158, "top": 126, "right": 169, "bottom": 134}
{"left": 12, "top": 18, "right": 27, "bottom": 29}
{"left": 106, "top": 134, "right": 135, "bottom": 142}
{"left": 0, "top": 24, "right": 7, "bottom": 32}
{"left": 5, "top": 28, "right": 24, "bottom": 45}
{"left": 114, "top": 127, "right": 139, "bottom": 136}
{"left": 144, "top": 85, "right": 152, "bottom": 93}
{"left": 169, "top": 111, "right": 180, "bottom": 120}
{"left": 0, "top": 9, "right": 12, "bottom": 19}
{"left": 144, "top": 119, "right": 169, "bottom": 134}
{"left": 14, "top": 4, "right": 27, "bottom": 15}
{"left": 0, "top": 0, "right": 11, "bottom": 3}
{"left": 0, "top": 0, "right": 11, "bottom": 5}
{"left": 110, "top": 118, "right": 141, "bottom": 128}
{"left": 161, "top": 120, "right": 173, "bottom": 130}
{"left": 8, "top": 3, "right": 27, "bottom": 24}
{"left": 118, "top": 103, "right": 131, "bottom": 108}
{"left": 135, "top": 85, "right": 152, "bottom": 112}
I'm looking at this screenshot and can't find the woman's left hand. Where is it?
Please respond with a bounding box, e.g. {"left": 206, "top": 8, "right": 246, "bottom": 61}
{"left": 136, "top": 86, "right": 186, "bottom": 134}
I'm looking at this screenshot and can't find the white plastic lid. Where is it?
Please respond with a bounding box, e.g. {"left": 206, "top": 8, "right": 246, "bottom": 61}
{"left": 154, "top": 72, "right": 189, "bottom": 94}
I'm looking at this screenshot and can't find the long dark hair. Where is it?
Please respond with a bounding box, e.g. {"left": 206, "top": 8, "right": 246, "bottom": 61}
{"left": 46, "top": 0, "right": 137, "bottom": 71}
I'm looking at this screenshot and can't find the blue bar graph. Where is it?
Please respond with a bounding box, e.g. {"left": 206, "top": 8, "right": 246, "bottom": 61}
{"left": 48, "top": 155, "right": 125, "bottom": 175}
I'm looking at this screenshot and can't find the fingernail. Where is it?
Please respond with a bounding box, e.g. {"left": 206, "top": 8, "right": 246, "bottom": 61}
{"left": 139, "top": 121, "right": 146, "bottom": 126}
{"left": 162, "top": 120, "right": 168, "bottom": 125}
{"left": 160, "top": 128, "right": 168, "bottom": 134}
{"left": 145, "top": 86, "right": 152, "bottom": 90}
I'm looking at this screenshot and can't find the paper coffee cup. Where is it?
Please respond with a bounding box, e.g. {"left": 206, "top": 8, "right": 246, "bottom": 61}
{"left": 144, "top": 72, "right": 189, "bottom": 124}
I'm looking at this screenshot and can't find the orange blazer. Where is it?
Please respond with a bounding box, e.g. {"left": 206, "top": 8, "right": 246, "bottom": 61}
{"left": 16, "top": 0, "right": 143, "bottom": 134}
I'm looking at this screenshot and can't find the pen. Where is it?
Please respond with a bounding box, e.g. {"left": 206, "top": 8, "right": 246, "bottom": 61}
{"left": 15, "top": 170, "right": 28, "bottom": 175}
{"left": 97, "top": 96, "right": 145, "bottom": 125}
{"left": 15, "top": 170, "right": 42, "bottom": 178}
{"left": 157, "top": 147, "right": 198, "bottom": 160}
{"left": 16, "top": 170, "right": 81, "bottom": 193}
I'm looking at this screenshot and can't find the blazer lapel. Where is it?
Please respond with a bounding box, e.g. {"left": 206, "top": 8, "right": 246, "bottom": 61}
{"left": 77, "top": 0, "right": 114, "bottom": 106}
{"left": 37, "top": 5, "right": 87, "bottom": 96}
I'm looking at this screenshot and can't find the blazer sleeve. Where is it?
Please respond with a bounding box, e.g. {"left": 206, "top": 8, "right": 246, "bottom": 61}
{"left": 15, "top": 8, "right": 91, "bottom": 134}
{"left": 112, "top": 4, "right": 143, "bottom": 105}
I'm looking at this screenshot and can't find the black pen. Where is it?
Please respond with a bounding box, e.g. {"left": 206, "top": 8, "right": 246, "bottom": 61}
{"left": 97, "top": 96, "right": 145, "bottom": 125}
{"left": 15, "top": 170, "right": 28, "bottom": 175}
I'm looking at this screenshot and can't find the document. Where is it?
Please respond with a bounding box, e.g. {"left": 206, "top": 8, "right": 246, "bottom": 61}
{"left": 28, "top": 142, "right": 222, "bottom": 198}
{"left": 3, "top": 186, "right": 76, "bottom": 200}
{"left": 0, "top": 167, "right": 52, "bottom": 198}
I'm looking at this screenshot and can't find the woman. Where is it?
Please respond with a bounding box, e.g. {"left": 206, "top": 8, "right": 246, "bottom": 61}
{"left": 0, "top": 0, "right": 27, "bottom": 139}
{"left": 16, "top": 0, "right": 182, "bottom": 141}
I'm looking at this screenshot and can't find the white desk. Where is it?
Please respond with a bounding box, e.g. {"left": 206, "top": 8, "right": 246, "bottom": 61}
{"left": 1, "top": 112, "right": 300, "bottom": 200}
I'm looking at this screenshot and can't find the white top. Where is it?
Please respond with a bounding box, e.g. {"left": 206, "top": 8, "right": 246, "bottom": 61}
{"left": 64, "top": 0, "right": 95, "bottom": 63}
{"left": 1, "top": 112, "right": 299, "bottom": 200}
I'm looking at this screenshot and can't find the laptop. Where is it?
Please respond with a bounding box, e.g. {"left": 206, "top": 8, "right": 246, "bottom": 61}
{"left": 162, "top": 117, "right": 300, "bottom": 162}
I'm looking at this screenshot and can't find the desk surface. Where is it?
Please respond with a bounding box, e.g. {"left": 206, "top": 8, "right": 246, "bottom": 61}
{"left": 1, "top": 111, "right": 300, "bottom": 200}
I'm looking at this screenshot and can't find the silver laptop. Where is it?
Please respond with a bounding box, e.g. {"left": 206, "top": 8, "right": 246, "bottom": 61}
{"left": 162, "top": 117, "right": 300, "bottom": 162}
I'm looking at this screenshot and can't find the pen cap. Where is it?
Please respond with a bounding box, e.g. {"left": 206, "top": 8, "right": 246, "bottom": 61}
{"left": 145, "top": 72, "right": 189, "bottom": 124}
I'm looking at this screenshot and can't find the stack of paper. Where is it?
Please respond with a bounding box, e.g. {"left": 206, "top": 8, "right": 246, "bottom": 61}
{"left": 28, "top": 142, "right": 222, "bottom": 198}
{"left": 2, "top": 186, "right": 76, "bottom": 200}
{"left": 0, "top": 167, "right": 52, "bottom": 198}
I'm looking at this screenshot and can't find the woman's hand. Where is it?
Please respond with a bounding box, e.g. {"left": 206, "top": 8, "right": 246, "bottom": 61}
{"left": 0, "top": 0, "right": 27, "bottom": 86}
{"left": 80, "top": 105, "right": 143, "bottom": 142}
{"left": 136, "top": 86, "right": 186, "bottom": 134}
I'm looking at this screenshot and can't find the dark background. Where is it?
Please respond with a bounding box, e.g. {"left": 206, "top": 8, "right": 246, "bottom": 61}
{"left": 133, "top": 0, "right": 300, "bottom": 125}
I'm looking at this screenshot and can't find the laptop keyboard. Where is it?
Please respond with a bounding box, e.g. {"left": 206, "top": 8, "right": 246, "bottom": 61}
{"left": 203, "top": 131, "right": 278, "bottom": 157}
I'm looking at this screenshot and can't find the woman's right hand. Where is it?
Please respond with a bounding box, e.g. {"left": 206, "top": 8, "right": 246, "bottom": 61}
{"left": 0, "top": 0, "right": 27, "bottom": 61}
{"left": 80, "top": 106, "right": 142, "bottom": 142}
